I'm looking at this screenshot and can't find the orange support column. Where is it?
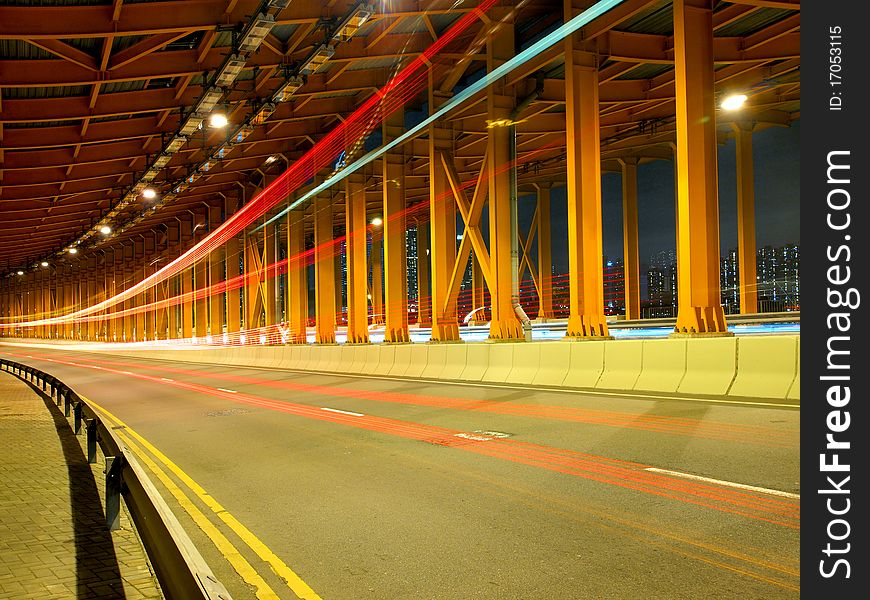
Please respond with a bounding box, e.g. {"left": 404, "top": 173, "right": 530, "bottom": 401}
{"left": 141, "top": 264, "right": 153, "bottom": 341}
{"left": 672, "top": 0, "right": 728, "bottom": 334}
{"left": 486, "top": 8, "right": 523, "bottom": 341}
{"left": 346, "top": 177, "right": 370, "bottom": 344}
{"left": 225, "top": 237, "right": 241, "bottom": 339}
{"left": 620, "top": 157, "right": 641, "bottom": 320}
{"left": 88, "top": 270, "right": 98, "bottom": 341}
{"left": 382, "top": 110, "right": 409, "bottom": 342}
{"left": 536, "top": 185, "right": 555, "bottom": 320}
{"left": 286, "top": 210, "right": 308, "bottom": 344}
{"left": 194, "top": 258, "right": 208, "bottom": 341}
{"left": 124, "top": 269, "right": 135, "bottom": 342}
{"left": 209, "top": 248, "right": 225, "bottom": 342}
{"left": 112, "top": 264, "right": 124, "bottom": 341}
{"left": 264, "top": 223, "right": 278, "bottom": 333}
{"left": 733, "top": 122, "right": 758, "bottom": 314}
{"left": 243, "top": 233, "right": 262, "bottom": 338}
{"left": 314, "top": 195, "right": 337, "bottom": 344}
{"left": 428, "top": 76, "right": 460, "bottom": 342}
{"left": 563, "top": 26, "right": 609, "bottom": 338}
{"left": 181, "top": 267, "right": 193, "bottom": 339}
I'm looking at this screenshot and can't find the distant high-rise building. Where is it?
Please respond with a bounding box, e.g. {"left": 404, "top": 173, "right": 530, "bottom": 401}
{"left": 406, "top": 227, "right": 418, "bottom": 301}
{"left": 603, "top": 257, "right": 625, "bottom": 315}
{"left": 757, "top": 243, "right": 800, "bottom": 310}
{"left": 717, "top": 243, "right": 800, "bottom": 312}
{"left": 646, "top": 249, "right": 677, "bottom": 315}
{"left": 720, "top": 248, "right": 739, "bottom": 312}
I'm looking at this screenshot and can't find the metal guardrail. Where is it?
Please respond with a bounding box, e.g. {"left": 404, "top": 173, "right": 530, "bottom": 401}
{"left": 0, "top": 358, "right": 232, "bottom": 600}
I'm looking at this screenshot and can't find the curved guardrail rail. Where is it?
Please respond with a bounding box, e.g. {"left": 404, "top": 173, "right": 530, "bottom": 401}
{"left": 0, "top": 358, "right": 232, "bottom": 600}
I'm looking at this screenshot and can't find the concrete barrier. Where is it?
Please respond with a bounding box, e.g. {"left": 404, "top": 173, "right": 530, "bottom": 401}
{"left": 322, "top": 345, "right": 342, "bottom": 372}
{"left": 532, "top": 342, "right": 570, "bottom": 387}
{"left": 295, "top": 345, "right": 314, "bottom": 370}
{"left": 373, "top": 344, "right": 396, "bottom": 376}
{"left": 677, "top": 337, "right": 737, "bottom": 396}
{"left": 404, "top": 344, "right": 429, "bottom": 378}
{"left": 729, "top": 335, "right": 798, "bottom": 399}
{"left": 596, "top": 340, "right": 643, "bottom": 390}
{"left": 506, "top": 343, "right": 541, "bottom": 385}
{"left": 482, "top": 344, "right": 514, "bottom": 383}
{"left": 389, "top": 344, "right": 412, "bottom": 377}
{"left": 285, "top": 345, "right": 302, "bottom": 370}
{"left": 421, "top": 344, "right": 448, "bottom": 379}
{"left": 347, "top": 345, "right": 368, "bottom": 373}
{"left": 787, "top": 338, "right": 800, "bottom": 401}
{"left": 313, "top": 345, "right": 333, "bottom": 371}
{"left": 633, "top": 339, "right": 687, "bottom": 393}
{"left": 561, "top": 341, "right": 605, "bottom": 389}
{"left": 439, "top": 344, "right": 468, "bottom": 380}
{"left": 299, "top": 344, "right": 325, "bottom": 371}
{"left": 361, "top": 345, "right": 382, "bottom": 374}
{"left": 461, "top": 344, "right": 490, "bottom": 381}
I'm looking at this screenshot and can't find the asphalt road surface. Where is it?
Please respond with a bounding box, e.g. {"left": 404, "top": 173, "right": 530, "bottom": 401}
{"left": 1, "top": 344, "right": 800, "bottom": 599}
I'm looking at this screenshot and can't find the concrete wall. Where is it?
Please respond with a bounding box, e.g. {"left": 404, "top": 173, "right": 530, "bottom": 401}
{"left": 4, "top": 335, "right": 800, "bottom": 402}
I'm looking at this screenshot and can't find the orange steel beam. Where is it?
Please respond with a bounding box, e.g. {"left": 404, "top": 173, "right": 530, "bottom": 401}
{"left": 225, "top": 235, "right": 241, "bottom": 336}
{"left": 243, "top": 231, "right": 262, "bottom": 333}
{"left": 382, "top": 109, "right": 410, "bottom": 342}
{"left": 314, "top": 194, "right": 336, "bottom": 344}
{"left": 428, "top": 73, "right": 460, "bottom": 342}
{"left": 672, "top": 0, "right": 728, "bottom": 335}
{"left": 441, "top": 152, "right": 493, "bottom": 287}
{"left": 620, "top": 157, "right": 641, "bottom": 320}
{"left": 564, "top": 27, "right": 609, "bottom": 339}
{"left": 0, "top": 0, "right": 251, "bottom": 38}
{"left": 733, "top": 122, "right": 758, "bottom": 315}
{"left": 264, "top": 223, "right": 278, "bottom": 330}
{"left": 346, "top": 176, "right": 370, "bottom": 344}
{"left": 517, "top": 206, "right": 541, "bottom": 301}
{"left": 209, "top": 247, "right": 225, "bottom": 339}
{"left": 535, "top": 184, "right": 555, "bottom": 320}
{"left": 23, "top": 38, "right": 97, "bottom": 70}
{"left": 109, "top": 32, "right": 192, "bottom": 70}
{"left": 286, "top": 209, "right": 308, "bottom": 344}
{"left": 485, "top": 6, "right": 522, "bottom": 341}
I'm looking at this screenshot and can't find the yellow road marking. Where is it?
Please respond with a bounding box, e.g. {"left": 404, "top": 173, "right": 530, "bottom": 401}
{"left": 86, "top": 395, "right": 322, "bottom": 600}
{"left": 113, "top": 428, "right": 280, "bottom": 600}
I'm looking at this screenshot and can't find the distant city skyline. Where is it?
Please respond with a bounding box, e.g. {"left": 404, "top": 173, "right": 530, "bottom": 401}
{"left": 527, "top": 120, "right": 800, "bottom": 273}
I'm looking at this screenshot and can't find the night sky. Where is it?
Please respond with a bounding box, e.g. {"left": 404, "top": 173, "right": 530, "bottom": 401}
{"left": 534, "top": 119, "right": 801, "bottom": 272}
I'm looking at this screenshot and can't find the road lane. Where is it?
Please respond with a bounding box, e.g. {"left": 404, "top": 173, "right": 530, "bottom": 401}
{"left": 2, "top": 345, "right": 800, "bottom": 599}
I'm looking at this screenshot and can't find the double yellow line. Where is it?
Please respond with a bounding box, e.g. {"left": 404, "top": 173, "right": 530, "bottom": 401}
{"left": 83, "top": 394, "right": 321, "bottom": 600}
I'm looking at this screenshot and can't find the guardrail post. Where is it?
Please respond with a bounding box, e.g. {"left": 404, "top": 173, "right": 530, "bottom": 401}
{"left": 87, "top": 419, "right": 98, "bottom": 464}
{"left": 105, "top": 456, "right": 123, "bottom": 531}
{"left": 64, "top": 391, "right": 71, "bottom": 417}
{"left": 74, "top": 403, "right": 83, "bottom": 434}
{"left": 56, "top": 385, "right": 64, "bottom": 407}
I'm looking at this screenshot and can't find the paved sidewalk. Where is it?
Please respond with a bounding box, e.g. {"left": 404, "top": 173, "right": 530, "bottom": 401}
{"left": 0, "top": 370, "right": 163, "bottom": 599}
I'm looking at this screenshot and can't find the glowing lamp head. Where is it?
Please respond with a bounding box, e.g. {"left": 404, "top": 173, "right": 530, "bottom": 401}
{"left": 209, "top": 112, "right": 228, "bottom": 128}
{"left": 40, "top": 261, "right": 49, "bottom": 267}
{"left": 100, "top": 225, "right": 112, "bottom": 235}
{"left": 142, "top": 188, "right": 157, "bottom": 200}
{"left": 16, "top": 270, "right": 24, "bottom": 276}
{"left": 721, "top": 94, "right": 747, "bottom": 111}
{"left": 265, "top": 155, "right": 277, "bottom": 164}
{"left": 370, "top": 217, "right": 383, "bottom": 227}
{"left": 68, "top": 248, "right": 78, "bottom": 255}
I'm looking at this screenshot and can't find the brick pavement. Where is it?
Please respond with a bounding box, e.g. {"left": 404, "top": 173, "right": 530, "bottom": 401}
{"left": 0, "top": 370, "right": 163, "bottom": 599}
